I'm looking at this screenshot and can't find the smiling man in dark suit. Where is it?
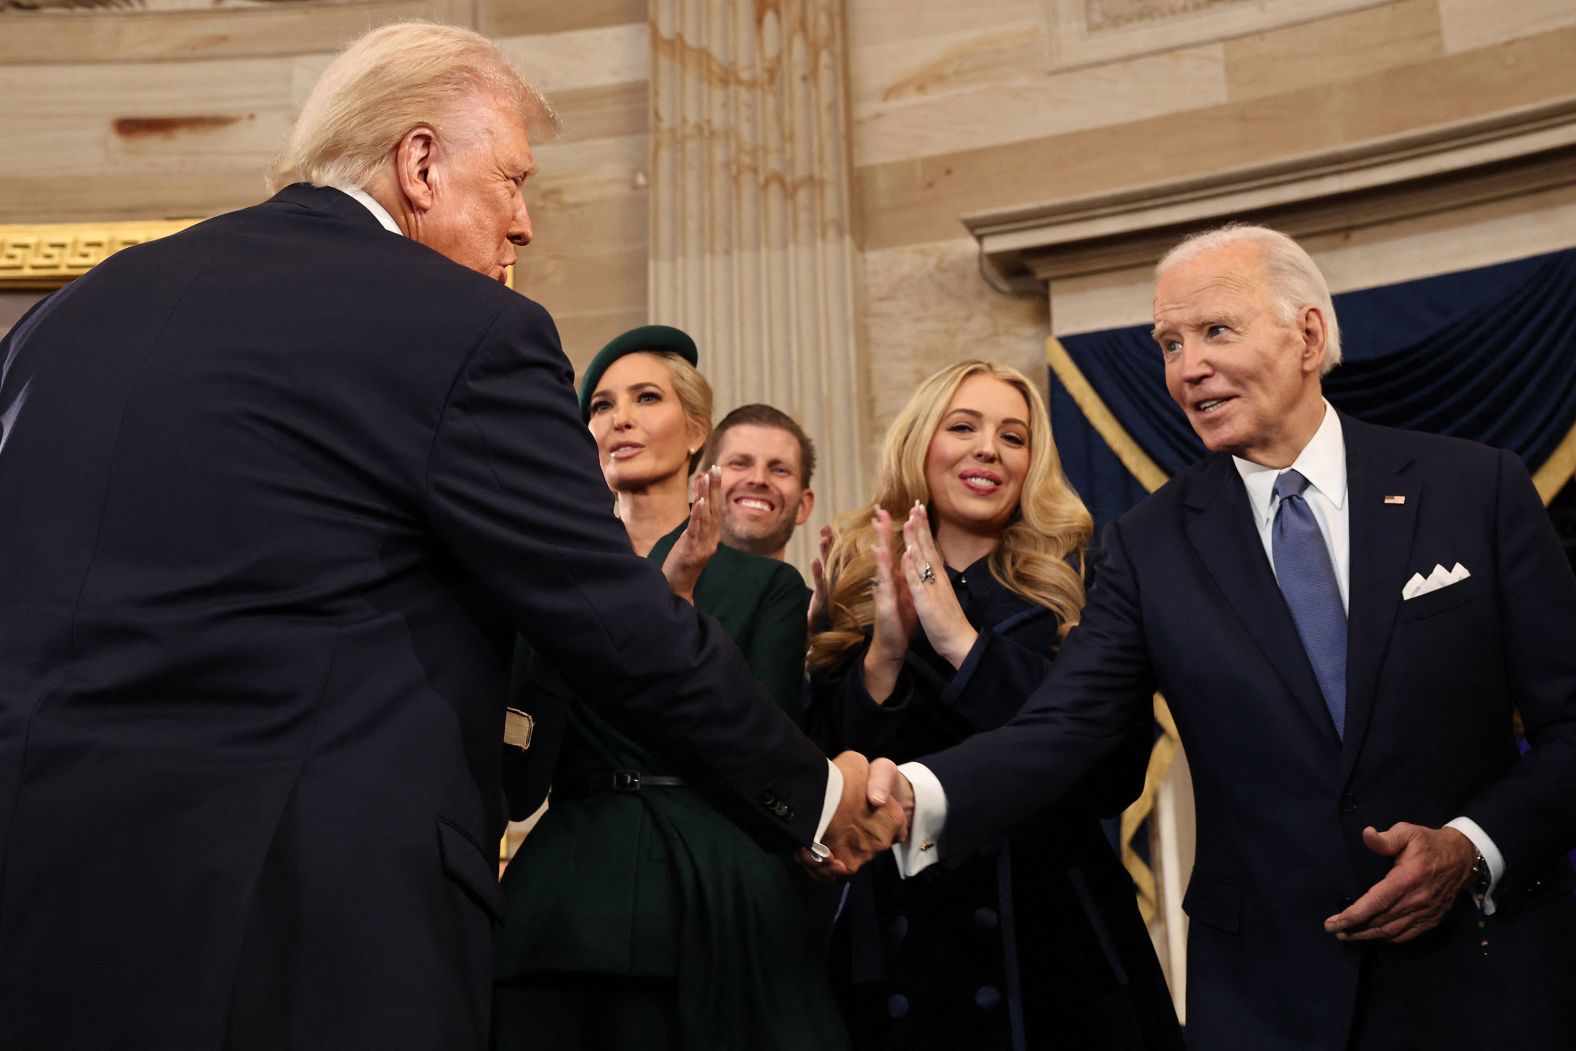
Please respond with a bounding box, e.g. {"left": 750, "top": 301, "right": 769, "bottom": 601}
{"left": 0, "top": 22, "right": 898, "bottom": 1050}
{"left": 870, "top": 224, "right": 1576, "bottom": 1049}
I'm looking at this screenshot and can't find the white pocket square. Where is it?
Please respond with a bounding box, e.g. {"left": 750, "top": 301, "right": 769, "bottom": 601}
{"left": 1402, "top": 562, "right": 1470, "bottom": 600}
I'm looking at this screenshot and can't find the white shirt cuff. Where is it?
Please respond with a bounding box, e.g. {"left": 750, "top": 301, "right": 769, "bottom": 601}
{"left": 808, "top": 758, "right": 840, "bottom": 861}
{"left": 891, "top": 761, "right": 947, "bottom": 878}
{"left": 1445, "top": 816, "right": 1504, "bottom": 915}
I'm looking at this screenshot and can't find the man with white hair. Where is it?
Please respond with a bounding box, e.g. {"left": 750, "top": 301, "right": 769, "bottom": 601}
{"left": 869, "top": 224, "right": 1576, "bottom": 1048}
{"left": 0, "top": 23, "right": 897, "bottom": 1048}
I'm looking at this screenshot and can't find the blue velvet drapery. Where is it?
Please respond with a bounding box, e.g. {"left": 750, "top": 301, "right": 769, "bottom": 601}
{"left": 1050, "top": 247, "right": 1576, "bottom": 536}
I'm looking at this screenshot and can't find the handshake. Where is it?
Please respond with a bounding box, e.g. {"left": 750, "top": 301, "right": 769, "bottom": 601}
{"left": 798, "top": 751, "right": 917, "bottom": 880}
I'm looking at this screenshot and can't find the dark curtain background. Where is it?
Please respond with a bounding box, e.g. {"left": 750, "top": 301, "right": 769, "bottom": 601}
{"left": 1050, "top": 247, "right": 1576, "bottom": 538}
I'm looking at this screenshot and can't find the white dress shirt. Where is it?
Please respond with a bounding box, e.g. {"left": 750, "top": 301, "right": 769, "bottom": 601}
{"left": 896, "top": 401, "right": 1504, "bottom": 909}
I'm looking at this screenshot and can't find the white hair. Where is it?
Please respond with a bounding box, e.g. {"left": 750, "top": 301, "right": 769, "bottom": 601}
{"left": 266, "top": 22, "right": 559, "bottom": 193}
{"left": 1156, "top": 223, "right": 1342, "bottom": 373}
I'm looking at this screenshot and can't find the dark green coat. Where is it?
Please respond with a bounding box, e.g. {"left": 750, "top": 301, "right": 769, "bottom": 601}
{"left": 494, "top": 523, "right": 845, "bottom": 1048}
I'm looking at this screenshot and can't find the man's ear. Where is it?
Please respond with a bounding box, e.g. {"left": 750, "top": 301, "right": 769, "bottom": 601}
{"left": 1300, "top": 305, "right": 1328, "bottom": 375}
{"left": 794, "top": 488, "right": 815, "bottom": 526}
{"left": 393, "top": 125, "right": 440, "bottom": 214}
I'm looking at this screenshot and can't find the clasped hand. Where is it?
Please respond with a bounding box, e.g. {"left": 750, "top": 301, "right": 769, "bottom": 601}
{"left": 798, "top": 753, "right": 916, "bottom": 881}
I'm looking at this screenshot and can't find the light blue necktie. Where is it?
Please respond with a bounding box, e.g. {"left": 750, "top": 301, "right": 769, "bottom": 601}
{"left": 1272, "top": 469, "right": 1346, "bottom": 738}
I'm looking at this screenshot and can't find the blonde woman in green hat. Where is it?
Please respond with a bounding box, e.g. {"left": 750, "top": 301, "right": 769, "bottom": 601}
{"left": 493, "top": 325, "right": 847, "bottom": 1050}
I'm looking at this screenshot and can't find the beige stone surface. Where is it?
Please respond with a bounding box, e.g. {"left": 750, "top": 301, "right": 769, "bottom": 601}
{"left": 498, "top": 22, "right": 650, "bottom": 93}
{"left": 860, "top": 237, "right": 1049, "bottom": 464}
{"left": 855, "top": 24, "right": 1576, "bottom": 251}
{"left": 481, "top": 0, "right": 646, "bottom": 39}
{"left": 1222, "top": 0, "right": 1444, "bottom": 101}
{"left": 0, "top": 0, "right": 469, "bottom": 64}
{"left": 1437, "top": 0, "right": 1576, "bottom": 53}
{"left": 1045, "top": 0, "right": 1388, "bottom": 70}
{"left": 853, "top": 44, "right": 1227, "bottom": 169}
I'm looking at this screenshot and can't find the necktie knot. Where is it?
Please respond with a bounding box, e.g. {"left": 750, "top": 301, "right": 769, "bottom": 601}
{"left": 1274, "top": 468, "right": 1311, "bottom": 501}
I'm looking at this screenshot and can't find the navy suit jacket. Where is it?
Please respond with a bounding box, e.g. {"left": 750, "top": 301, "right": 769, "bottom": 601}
{"left": 0, "top": 185, "right": 828, "bottom": 1049}
{"left": 926, "top": 414, "right": 1576, "bottom": 1049}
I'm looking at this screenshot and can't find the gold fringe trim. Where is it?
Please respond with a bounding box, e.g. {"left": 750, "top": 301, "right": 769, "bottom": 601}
{"left": 1533, "top": 419, "right": 1576, "bottom": 505}
{"left": 1120, "top": 694, "right": 1180, "bottom": 924}
{"left": 1046, "top": 335, "right": 1169, "bottom": 495}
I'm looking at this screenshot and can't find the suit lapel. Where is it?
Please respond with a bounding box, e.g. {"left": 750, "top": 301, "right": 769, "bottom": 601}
{"left": 1183, "top": 455, "right": 1338, "bottom": 742}
{"left": 1339, "top": 416, "right": 1420, "bottom": 780}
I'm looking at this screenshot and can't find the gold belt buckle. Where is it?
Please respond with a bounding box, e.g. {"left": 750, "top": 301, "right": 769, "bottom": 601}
{"left": 503, "top": 708, "right": 534, "bottom": 750}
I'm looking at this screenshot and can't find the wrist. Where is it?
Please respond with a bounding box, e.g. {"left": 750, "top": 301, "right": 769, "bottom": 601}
{"left": 865, "top": 641, "right": 905, "bottom": 667}
{"left": 935, "top": 628, "right": 979, "bottom": 669}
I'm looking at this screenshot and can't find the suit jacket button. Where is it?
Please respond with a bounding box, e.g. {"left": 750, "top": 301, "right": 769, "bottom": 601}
{"left": 1339, "top": 793, "right": 1360, "bottom": 814}
{"left": 887, "top": 994, "right": 910, "bottom": 1019}
{"left": 761, "top": 790, "right": 778, "bottom": 808}
{"left": 974, "top": 907, "right": 999, "bottom": 930}
{"left": 975, "top": 985, "right": 1001, "bottom": 1010}
{"left": 773, "top": 802, "right": 790, "bottom": 818}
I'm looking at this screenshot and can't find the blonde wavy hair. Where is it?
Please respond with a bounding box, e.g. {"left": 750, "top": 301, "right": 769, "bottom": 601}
{"left": 266, "top": 22, "right": 559, "bottom": 193}
{"left": 656, "top": 352, "right": 714, "bottom": 476}
{"left": 807, "top": 361, "right": 1092, "bottom": 673}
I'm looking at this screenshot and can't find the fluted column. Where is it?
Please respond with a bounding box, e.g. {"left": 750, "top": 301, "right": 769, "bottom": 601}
{"left": 649, "top": 0, "right": 864, "bottom": 568}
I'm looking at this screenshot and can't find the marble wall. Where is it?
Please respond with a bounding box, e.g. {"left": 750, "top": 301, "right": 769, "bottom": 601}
{"left": 5, "top": 0, "right": 1574, "bottom": 504}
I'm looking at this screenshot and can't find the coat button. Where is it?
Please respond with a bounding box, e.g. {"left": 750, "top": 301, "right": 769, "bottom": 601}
{"left": 973, "top": 907, "right": 999, "bottom": 931}
{"left": 760, "top": 790, "right": 777, "bottom": 808}
{"left": 887, "top": 994, "right": 910, "bottom": 1019}
{"left": 772, "top": 802, "right": 790, "bottom": 818}
{"left": 975, "top": 985, "right": 1001, "bottom": 1010}
{"left": 1340, "top": 793, "right": 1360, "bottom": 814}
{"left": 888, "top": 915, "right": 908, "bottom": 941}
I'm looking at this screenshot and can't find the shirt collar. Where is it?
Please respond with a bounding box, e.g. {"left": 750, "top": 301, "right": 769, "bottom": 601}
{"left": 331, "top": 185, "right": 402, "bottom": 236}
{"left": 1233, "top": 399, "right": 1347, "bottom": 527}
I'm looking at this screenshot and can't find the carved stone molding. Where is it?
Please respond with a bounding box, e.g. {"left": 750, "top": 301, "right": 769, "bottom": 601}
{"left": 0, "top": 219, "right": 199, "bottom": 289}
{"left": 963, "top": 97, "right": 1576, "bottom": 290}
{"left": 648, "top": 0, "right": 865, "bottom": 568}
{"left": 1046, "top": 0, "right": 1387, "bottom": 72}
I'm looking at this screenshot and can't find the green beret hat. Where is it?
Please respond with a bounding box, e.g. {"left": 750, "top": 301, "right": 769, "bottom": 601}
{"left": 577, "top": 324, "right": 699, "bottom": 420}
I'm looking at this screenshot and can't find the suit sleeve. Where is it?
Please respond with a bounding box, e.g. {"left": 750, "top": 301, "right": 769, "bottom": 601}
{"left": 498, "top": 639, "right": 571, "bottom": 822}
{"left": 422, "top": 297, "right": 827, "bottom": 850}
{"left": 1458, "top": 449, "right": 1576, "bottom": 875}
{"left": 922, "top": 519, "right": 1158, "bottom": 859}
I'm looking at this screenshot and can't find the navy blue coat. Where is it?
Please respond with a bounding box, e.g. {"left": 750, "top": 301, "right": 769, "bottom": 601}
{"left": 925, "top": 416, "right": 1576, "bottom": 1049}
{"left": 808, "top": 558, "right": 1180, "bottom": 1049}
{"left": 0, "top": 185, "right": 828, "bottom": 1049}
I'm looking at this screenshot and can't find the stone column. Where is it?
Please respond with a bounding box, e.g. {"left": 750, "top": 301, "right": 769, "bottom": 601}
{"left": 649, "top": 0, "right": 864, "bottom": 569}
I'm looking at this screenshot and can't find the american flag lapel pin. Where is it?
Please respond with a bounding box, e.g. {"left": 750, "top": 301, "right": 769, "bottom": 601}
{"left": 1384, "top": 495, "right": 1406, "bottom": 505}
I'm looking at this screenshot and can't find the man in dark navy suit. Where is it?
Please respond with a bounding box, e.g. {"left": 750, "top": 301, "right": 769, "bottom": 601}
{"left": 871, "top": 225, "right": 1576, "bottom": 1049}
{"left": 0, "top": 23, "right": 896, "bottom": 1049}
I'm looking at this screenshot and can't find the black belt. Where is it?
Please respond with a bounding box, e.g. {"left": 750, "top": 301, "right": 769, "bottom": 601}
{"left": 552, "top": 769, "right": 687, "bottom": 797}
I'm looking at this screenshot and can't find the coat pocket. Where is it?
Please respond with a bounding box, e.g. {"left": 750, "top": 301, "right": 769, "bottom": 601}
{"left": 1182, "top": 872, "right": 1240, "bottom": 934}
{"left": 1397, "top": 576, "right": 1485, "bottom": 623}
{"left": 437, "top": 817, "right": 504, "bottom": 920}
